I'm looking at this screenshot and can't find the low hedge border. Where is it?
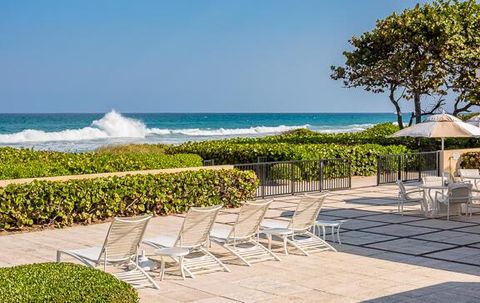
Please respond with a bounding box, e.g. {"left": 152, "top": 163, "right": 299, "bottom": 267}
{"left": 0, "top": 147, "right": 203, "bottom": 180}
{"left": 0, "top": 262, "right": 138, "bottom": 303}
{"left": 0, "top": 169, "right": 258, "bottom": 231}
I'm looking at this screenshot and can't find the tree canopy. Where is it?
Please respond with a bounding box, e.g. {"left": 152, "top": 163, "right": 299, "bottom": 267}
{"left": 331, "top": 0, "right": 480, "bottom": 128}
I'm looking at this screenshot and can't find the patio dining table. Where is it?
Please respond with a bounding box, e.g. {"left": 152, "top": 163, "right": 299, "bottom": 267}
{"left": 418, "top": 183, "right": 448, "bottom": 216}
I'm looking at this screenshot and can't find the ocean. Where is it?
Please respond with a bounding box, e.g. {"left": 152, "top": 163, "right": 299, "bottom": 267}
{"left": 0, "top": 111, "right": 401, "bottom": 152}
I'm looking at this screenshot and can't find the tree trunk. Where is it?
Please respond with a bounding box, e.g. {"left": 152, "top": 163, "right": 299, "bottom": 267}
{"left": 388, "top": 88, "right": 404, "bottom": 129}
{"left": 414, "top": 93, "right": 422, "bottom": 124}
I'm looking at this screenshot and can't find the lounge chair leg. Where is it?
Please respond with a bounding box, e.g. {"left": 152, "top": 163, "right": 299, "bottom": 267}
{"left": 56, "top": 251, "right": 62, "bottom": 263}
{"left": 179, "top": 256, "right": 186, "bottom": 280}
{"left": 267, "top": 234, "right": 272, "bottom": 250}
{"left": 283, "top": 236, "right": 289, "bottom": 255}
{"left": 160, "top": 257, "right": 165, "bottom": 281}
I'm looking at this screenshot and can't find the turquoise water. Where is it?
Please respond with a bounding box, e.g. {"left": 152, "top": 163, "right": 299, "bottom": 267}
{"left": 0, "top": 111, "right": 403, "bottom": 151}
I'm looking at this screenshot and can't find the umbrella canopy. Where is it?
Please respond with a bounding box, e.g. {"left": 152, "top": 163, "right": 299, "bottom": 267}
{"left": 390, "top": 113, "right": 480, "bottom": 150}
{"left": 467, "top": 114, "right": 480, "bottom": 127}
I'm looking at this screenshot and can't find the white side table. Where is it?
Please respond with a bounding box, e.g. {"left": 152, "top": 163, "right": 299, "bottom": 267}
{"left": 314, "top": 220, "right": 347, "bottom": 244}
{"left": 154, "top": 247, "right": 190, "bottom": 280}
{"left": 261, "top": 228, "right": 293, "bottom": 255}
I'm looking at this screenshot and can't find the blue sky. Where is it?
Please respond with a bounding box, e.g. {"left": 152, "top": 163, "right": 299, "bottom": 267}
{"left": 0, "top": 0, "right": 427, "bottom": 113}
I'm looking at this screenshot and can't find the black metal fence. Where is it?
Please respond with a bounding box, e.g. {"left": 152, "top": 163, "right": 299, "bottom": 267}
{"left": 234, "top": 158, "right": 351, "bottom": 198}
{"left": 377, "top": 151, "right": 440, "bottom": 185}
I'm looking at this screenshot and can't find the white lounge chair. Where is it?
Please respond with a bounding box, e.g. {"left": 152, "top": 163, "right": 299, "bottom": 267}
{"left": 260, "top": 193, "right": 336, "bottom": 256}
{"left": 436, "top": 183, "right": 472, "bottom": 220}
{"left": 57, "top": 215, "right": 159, "bottom": 289}
{"left": 397, "top": 180, "right": 425, "bottom": 215}
{"left": 143, "top": 205, "right": 229, "bottom": 278}
{"left": 210, "top": 200, "right": 280, "bottom": 266}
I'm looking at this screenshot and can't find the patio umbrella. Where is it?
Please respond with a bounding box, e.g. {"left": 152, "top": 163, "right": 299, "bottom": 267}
{"left": 390, "top": 112, "right": 480, "bottom": 150}
{"left": 466, "top": 114, "right": 480, "bottom": 127}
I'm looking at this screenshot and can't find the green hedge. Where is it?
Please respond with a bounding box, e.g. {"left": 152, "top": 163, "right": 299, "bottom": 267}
{"left": 460, "top": 152, "right": 480, "bottom": 169}
{"left": 171, "top": 142, "right": 408, "bottom": 176}
{"left": 0, "top": 263, "right": 138, "bottom": 303}
{"left": 0, "top": 169, "right": 258, "bottom": 231}
{"left": 224, "top": 123, "right": 409, "bottom": 146}
{"left": 0, "top": 147, "right": 203, "bottom": 180}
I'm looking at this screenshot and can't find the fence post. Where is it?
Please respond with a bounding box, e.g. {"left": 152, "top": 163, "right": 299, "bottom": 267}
{"left": 397, "top": 155, "right": 402, "bottom": 182}
{"left": 348, "top": 159, "right": 352, "bottom": 189}
{"left": 291, "top": 162, "right": 295, "bottom": 195}
{"left": 261, "top": 163, "right": 266, "bottom": 199}
{"left": 319, "top": 160, "right": 323, "bottom": 192}
{"left": 418, "top": 153, "right": 422, "bottom": 181}
{"left": 376, "top": 157, "right": 380, "bottom": 186}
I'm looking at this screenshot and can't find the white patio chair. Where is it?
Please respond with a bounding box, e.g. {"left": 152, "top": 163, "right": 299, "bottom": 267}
{"left": 260, "top": 193, "right": 336, "bottom": 256}
{"left": 143, "top": 205, "right": 229, "bottom": 278}
{"left": 57, "top": 215, "right": 159, "bottom": 289}
{"left": 210, "top": 200, "right": 280, "bottom": 266}
{"left": 459, "top": 169, "right": 480, "bottom": 189}
{"left": 396, "top": 180, "right": 426, "bottom": 215}
{"left": 436, "top": 183, "right": 472, "bottom": 220}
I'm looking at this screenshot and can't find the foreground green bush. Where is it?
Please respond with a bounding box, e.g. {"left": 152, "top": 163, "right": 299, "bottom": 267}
{"left": 0, "top": 169, "right": 257, "bottom": 231}
{"left": 0, "top": 263, "right": 138, "bottom": 303}
{"left": 0, "top": 147, "right": 203, "bottom": 180}
{"left": 171, "top": 142, "right": 408, "bottom": 176}
{"left": 460, "top": 152, "right": 480, "bottom": 169}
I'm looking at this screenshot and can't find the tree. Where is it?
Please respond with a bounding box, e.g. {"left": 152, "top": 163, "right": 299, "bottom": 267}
{"left": 331, "top": 0, "right": 480, "bottom": 128}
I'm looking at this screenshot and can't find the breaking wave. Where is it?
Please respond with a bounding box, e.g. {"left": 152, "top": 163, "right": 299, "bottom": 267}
{"left": 0, "top": 111, "right": 318, "bottom": 143}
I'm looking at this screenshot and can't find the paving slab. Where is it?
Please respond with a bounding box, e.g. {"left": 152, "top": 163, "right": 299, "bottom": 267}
{"left": 339, "top": 231, "right": 398, "bottom": 246}
{"left": 366, "top": 238, "right": 456, "bottom": 256}
{"left": 363, "top": 224, "right": 437, "bottom": 237}
{"left": 405, "top": 219, "right": 477, "bottom": 230}
{"left": 360, "top": 214, "right": 425, "bottom": 224}
{"left": 414, "top": 230, "right": 480, "bottom": 245}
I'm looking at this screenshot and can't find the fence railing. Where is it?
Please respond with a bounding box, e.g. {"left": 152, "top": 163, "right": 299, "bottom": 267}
{"left": 377, "top": 151, "right": 440, "bottom": 185}
{"left": 234, "top": 158, "right": 351, "bottom": 198}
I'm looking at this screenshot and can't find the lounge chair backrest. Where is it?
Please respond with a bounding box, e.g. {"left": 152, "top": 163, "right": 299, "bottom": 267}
{"left": 100, "top": 215, "right": 151, "bottom": 264}
{"left": 422, "top": 176, "right": 443, "bottom": 186}
{"left": 176, "top": 205, "right": 222, "bottom": 249}
{"left": 459, "top": 169, "right": 480, "bottom": 178}
{"left": 289, "top": 193, "right": 327, "bottom": 232}
{"left": 229, "top": 200, "right": 272, "bottom": 240}
{"left": 448, "top": 183, "right": 472, "bottom": 204}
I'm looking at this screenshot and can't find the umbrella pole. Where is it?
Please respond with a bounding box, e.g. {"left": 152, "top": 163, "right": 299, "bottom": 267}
{"left": 441, "top": 138, "right": 444, "bottom": 151}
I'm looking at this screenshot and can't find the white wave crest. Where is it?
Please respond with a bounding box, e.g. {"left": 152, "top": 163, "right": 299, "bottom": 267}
{"left": 148, "top": 125, "right": 310, "bottom": 136}
{"left": 0, "top": 110, "right": 147, "bottom": 143}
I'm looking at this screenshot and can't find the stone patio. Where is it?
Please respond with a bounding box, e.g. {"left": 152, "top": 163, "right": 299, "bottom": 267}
{"left": 1, "top": 180, "right": 480, "bottom": 302}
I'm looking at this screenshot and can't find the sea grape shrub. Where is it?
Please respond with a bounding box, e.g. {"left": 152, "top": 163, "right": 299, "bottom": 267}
{"left": 0, "top": 169, "right": 258, "bottom": 231}
{"left": 171, "top": 142, "right": 408, "bottom": 176}
{"left": 0, "top": 263, "right": 138, "bottom": 303}
{"left": 0, "top": 147, "right": 203, "bottom": 180}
